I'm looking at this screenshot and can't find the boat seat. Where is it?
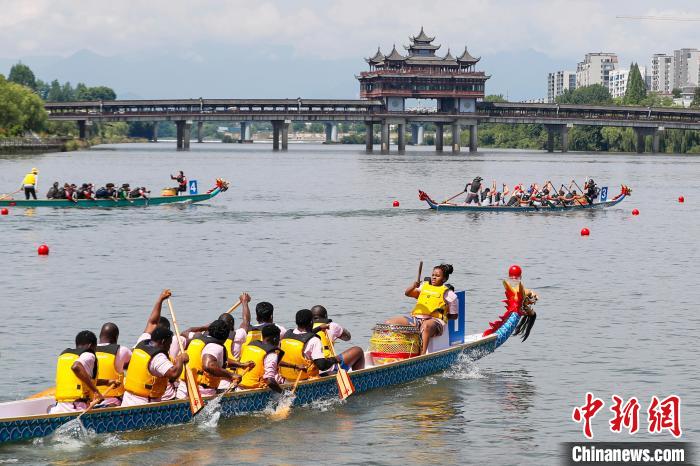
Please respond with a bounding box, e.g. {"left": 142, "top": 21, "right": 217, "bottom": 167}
{"left": 426, "top": 328, "right": 450, "bottom": 354}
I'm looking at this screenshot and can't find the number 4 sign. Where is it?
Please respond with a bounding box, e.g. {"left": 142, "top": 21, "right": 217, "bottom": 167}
{"left": 189, "top": 180, "right": 198, "bottom": 195}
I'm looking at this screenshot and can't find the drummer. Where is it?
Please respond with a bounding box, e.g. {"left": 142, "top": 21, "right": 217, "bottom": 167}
{"left": 385, "top": 263, "right": 459, "bottom": 355}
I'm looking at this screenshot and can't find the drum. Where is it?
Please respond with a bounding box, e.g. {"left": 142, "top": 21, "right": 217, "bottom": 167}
{"left": 369, "top": 324, "right": 421, "bottom": 365}
{"left": 161, "top": 188, "right": 177, "bottom": 197}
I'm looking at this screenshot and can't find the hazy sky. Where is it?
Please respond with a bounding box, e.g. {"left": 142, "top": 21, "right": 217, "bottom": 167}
{"left": 2, "top": 0, "right": 699, "bottom": 63}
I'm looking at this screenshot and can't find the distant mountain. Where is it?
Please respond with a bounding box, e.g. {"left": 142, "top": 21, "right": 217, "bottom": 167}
{"left": 1, "top": 45, "right": 571, "bottom": 101}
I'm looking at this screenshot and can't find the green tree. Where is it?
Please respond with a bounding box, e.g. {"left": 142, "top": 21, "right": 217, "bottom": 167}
{"left": 556, "top": 84, "right": 612, "bottom": 105}
{"left": 7, "top": 62, "right": 36, "bottom": 90}
{"left": 691, "top": 87, "right": 700, "bottom": 107}
{"left": 0, "top": 75, "right": 47, "bottom": 136}
{"left": 672, "top": 88, "right": 682, "bottom": 98}
{"left": 484, "top": 94, "right": 507, "bottom": 103}
{"left": 624, "top": 63, "right": 647, "bottom": 105}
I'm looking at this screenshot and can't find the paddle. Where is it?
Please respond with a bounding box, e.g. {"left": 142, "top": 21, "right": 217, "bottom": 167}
{"left": 326, "top": 332, "right": 355, "bottom": 400}
{"left": 442, "top": 189, "right": 466, "bottom": 204}
{"left": 271, "top": 369, "right": 305, "bottom": 420}
{"left": 224, "top": 300, "right": 242, "bottom": 315}
{"left": 0, "top": 189, "right": 21, "bottom": 200}
{"left": 74, "top": 381, "right": 118, "bottom": 422}
{"left": 416, "top": 261, "right": 423, "bottom": 285}
{"left": 166, "top": 298, "right": 204, "bottom": 416}
{"left": 220, "top": 366, "right": 251, "bottom": 398}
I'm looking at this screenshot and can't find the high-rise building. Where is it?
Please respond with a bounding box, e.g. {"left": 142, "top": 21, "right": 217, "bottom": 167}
{"left": 673, "top": 48, "right": 700, "bottom": 88}
{"left": 547, "top": 70, "right": 576, "bottom": 102}
{"left": 608, "top": 69, "right": 628, "bottom": 99}
{"left": 576, "top": 53, "right": 618, "bottom": 88}
{"left": 651, "top": 54, "right": 674, "bottom": 93}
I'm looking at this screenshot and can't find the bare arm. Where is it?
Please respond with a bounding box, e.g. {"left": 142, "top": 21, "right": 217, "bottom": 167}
{"left": 143, "top": 289, "right": 171, "bottom": 334}
{"left": 405, "top": 281, "right": 421, "bottom": 298}
{"left": 163, "top": 353, "right": 188, "bottom": 380}
{"left": 202, "top": 354, "right": 237, "bottom": 382}
{"left": 240, "top": 292, "right": 251, "bottom": 330}
{"left": 265, "top": 377, "right": 283, "bottom": 393}
{"left": 72, "top": 362, "right": 103, "bottom": 401}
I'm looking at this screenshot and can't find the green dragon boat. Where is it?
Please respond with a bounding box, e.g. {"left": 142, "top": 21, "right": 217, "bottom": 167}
{"left": 0, "top": 179, "right": 229, "bottom": 208}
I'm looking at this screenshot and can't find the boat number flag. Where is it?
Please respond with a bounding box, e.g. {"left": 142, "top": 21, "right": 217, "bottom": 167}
{"left": 189, "top": 180, "right": 198, "bottom": 195}
{"left": 600, "top": 187, "right": 608, "bottom": 202}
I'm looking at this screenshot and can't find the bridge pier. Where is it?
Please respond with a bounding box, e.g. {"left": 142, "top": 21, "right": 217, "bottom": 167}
{"left": 435, "top": 123, "right": 444, "bottom": 152}
{"left": 281, "top": 120, "right": 289, "bottom": 151}
{"left": 325, "top": 123, "right": 338, "bottom": 143}
{"left": 545, "top": 124, "right": 569, "bottom": 152}
{"left": 381, "top": 120, "right": 390, "bottom": 154}
{"left": 633, "top": 127, "right": 661, "bottom": 153}
{"left": 77, "top": 120, "right": 89, "bottom": 139}
{"left": 653, "top": 130, "right": 661, "bottom": 153}
{"left": 272, "top": 121, "right": 289, "bottom": 151}
{"left": 411, "top": 124, "right": 424, "bottom": 145}
{"left": 561, "top": 125, "right": 569, "bottom": 153}
{"left": 240, "top": 122, "right": 252, "bottom": 142}
{"left": 451, "top": 122, "right": 461, "bottom": 153}
{"left": 397, "top": 123, "right": 406, "bottom": 152}
{"left": 197, "top": 121, "right": 203, "bottom": 143}
{"left": 176, "top": 121, "right": 191, "bottom": 150}
{"left": 272, "top": 121, "right": 280, "bottom": 151}
{"left": 151, "top": 122, "right": 159, "bottom": 143}
{"left": 469, "top": 124, "right": 478, "bottom": 153}
{"left": 365, "top": 122, "right": 374, "bottom": 152}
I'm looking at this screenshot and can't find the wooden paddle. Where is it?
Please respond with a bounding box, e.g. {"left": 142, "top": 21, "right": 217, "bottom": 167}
{"left": 416, "top": 260, "right": 423, "bottom": 285}
{"left": 0, "top": 189, "right": 21, "bottom": 200}
{"left": 220, "top": 366, "right": 251, "bottom": 398}
{"left": 75, "top": 381, "right": 118, "bottom": 421}
{"left": 442, "top": 189, "right": 466, "bottom": 204}
{"left": 327, "top": 332, "right": 355, "bottom": 400}
{"left": 271, "top": 369, "right": 305, "bottom": 420}
{"left": 166, "top": 298, "right": 204, "bottom": 416}
{"left": 224, "top": 299, "right": 242, "bottom": 315}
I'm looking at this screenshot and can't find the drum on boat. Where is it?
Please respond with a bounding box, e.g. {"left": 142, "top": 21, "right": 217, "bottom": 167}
{"left": 161, "top": 188, "right": 178, "bottom": 196}
{"left": 369, "top": 324, "right": 421, "bottom": 365}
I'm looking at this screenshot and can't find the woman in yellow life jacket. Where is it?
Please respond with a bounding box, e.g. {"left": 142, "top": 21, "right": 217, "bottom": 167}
{"left": 386, "top": 263, "right": 459, "bottom": 355}
{"left": 49, "top": 330, "right": 103, "bottom": 414}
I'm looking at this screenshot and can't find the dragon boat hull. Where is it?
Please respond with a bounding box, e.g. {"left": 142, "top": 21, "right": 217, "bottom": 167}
{"left": 418, "top": 186, "right": 629, "bottom": 212}
{"left": 0, "top": 179, "right": 230, "bottom": 208}
{"left": 0, "top": 291, "right": 523, "bottom": 444}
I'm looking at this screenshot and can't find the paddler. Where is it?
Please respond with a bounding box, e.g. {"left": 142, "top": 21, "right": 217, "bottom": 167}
{"left": 385, "top": 263, "right": 459, "bottom": 355}
{"left": 121, "top": 327, "right": 189, "bottom": 407}
{"left": 464, "top": 176, "right": 483, "bottom": 205}
{"left": 95, "top": 322, "right": 132, "bottom": 407}
{"left": 48, "top": 330, "right": 103, "bottom": 414}
{"left": 135, "top": 289, "right": 206, "bottom": 400}
{"left": 241, "top": 301, "right": 287, "bottom": 348}
{"left": 175, "top": 319, "right": 252, "bottom": 399}
{"left": 310, "top": 305, "right": 365, "bottom": 375}
{"left": 20, "top": 168, "right": 39, "bottom": 200}
{"left": 278, "top": 309, "right": 357, "bottom": 382}
{"left": 171, "top": 170, "right": 187, "bottom": 195}
{"left": 238, "top": 324, "right": 287, "bottom": 392}
{"left": 222, "top": 292, "right": 252, "bottom": 362}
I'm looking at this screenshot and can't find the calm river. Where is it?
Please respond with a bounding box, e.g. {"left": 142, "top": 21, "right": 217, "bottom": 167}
{"left": 0, "top": 143, "right": 697, "bottom": 465}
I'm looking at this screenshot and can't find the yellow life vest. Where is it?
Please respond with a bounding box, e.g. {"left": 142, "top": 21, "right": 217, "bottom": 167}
{"left": 224, "top": 338, "right": 235, "bottom": 361}
{"left": 123, "top": 341, "right": 168, "bottom": 399}
{"left": 22, "top": 173, "right": 36, "bottom": 186}
{"left": 243, "top": 323, "right": 270, "bottom": 345}
{"left": 239, "top": 340, "right": 282, "bottom": 389}
{"left": 180, "top": 336, "right": 229, "bottom": 389}
{"left": 55, "top": 348, "right": 97, "bottom": 402}
{"left": 411, "top": 283, "right": 448, "bottom": 320}
{"left": 279, "top": 330, "right": 320, "bottom": 381}
{"left": 95, "top": 344, "right": 126, "bottom": 397}
{"left": 313, "top": 320, "right": 333, "bottom": 358}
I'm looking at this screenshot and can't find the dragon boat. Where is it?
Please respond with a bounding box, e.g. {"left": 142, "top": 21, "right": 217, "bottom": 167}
{"left": 418, "top": 185, "right": 630, "bottom": 212}
{"left": 0, "top": 179, "right": 229, "bottom": 208}
{"left": 0, "top": 281, "right": 538, "bottom": 444}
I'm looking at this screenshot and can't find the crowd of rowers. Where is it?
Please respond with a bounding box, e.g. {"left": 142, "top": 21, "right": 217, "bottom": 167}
{"left": 454, "top": 176, "right": 600, "bottom": 207}
{"left": 18, "top": 168, "right": 189, "bottom": 201}
{"left": 48, "top": 262, "right": 459, "bottom": 414}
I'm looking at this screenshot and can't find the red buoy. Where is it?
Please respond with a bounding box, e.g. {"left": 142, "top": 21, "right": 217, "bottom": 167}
{"left": 392, "top": 200, "right": 400, "bottom": 207}
{"left": 632, "top": 208, "right": 639, "bottom": 216}
{"left": 508, "top": 264, "right": 522, "bottom": 279}
{"left": 37, "top": 244, "right": 49, "bottom": 256}
{"left": 678, "top": 196, "right": 685, "bottom": 203}
{"left": 0, "top": 208, "right": 7, "bottom": 215}
{"left": 580, "top": 228, "right": 590, "bottom": 236}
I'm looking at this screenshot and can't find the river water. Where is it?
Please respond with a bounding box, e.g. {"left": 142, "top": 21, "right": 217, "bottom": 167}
{"left": 0, "top": 142, "right": 697, "bottom": 465}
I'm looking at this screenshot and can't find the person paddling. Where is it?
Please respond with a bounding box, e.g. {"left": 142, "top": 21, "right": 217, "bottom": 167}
{"left": 238, "top": 324, "right": 286, "bottom": 392}
{"left": 95, "top": 323, "right": 132, "bottom": 407}
{"left": 310, "top": 305, "right": 365, "bottom": 376}
{"left": 171, "top": 171, "right": 187, "bottom": 195}
{"left": 464, "top": 176, "right": 483, "bottom": 205}
{"left": 46, "top": 182, "right": 60, "bottom": 199}
{"left": 385, "top": 264, "right": 459, "bottom": 355}
{"left": 48, "top": 330, "right": 103, "bottom": 414}
{"left": 121, "top": 327, "right": 189, "bottom": 407}
{"left": 20, "top": 168, "right": 39, "bottom": 200}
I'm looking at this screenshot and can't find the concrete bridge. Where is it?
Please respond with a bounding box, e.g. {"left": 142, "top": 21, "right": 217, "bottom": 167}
{"left": 45, "top": 99, "right": 700, "bottom": 154}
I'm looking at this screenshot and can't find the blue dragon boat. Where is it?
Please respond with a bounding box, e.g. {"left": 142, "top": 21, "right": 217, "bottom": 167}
{"left": 418, "top": 185, "right": 630, "bottom": 212}
{"left": 0, "top": 283, "right": 537, "bottom": 444}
